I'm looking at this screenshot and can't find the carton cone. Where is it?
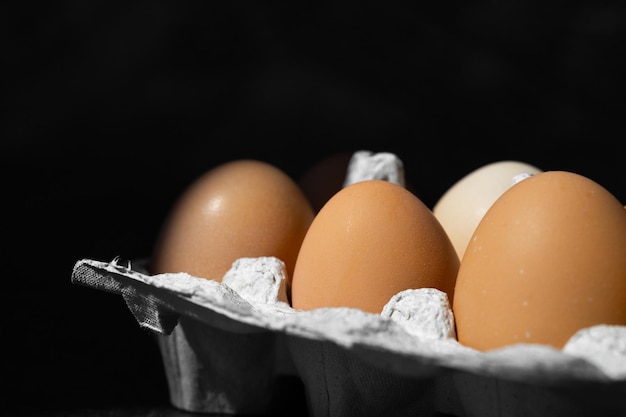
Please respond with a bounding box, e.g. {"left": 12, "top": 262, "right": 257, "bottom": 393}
{"left": 287, "top": 335, "right": 437, "bottom": 417}
{"left": 157, "top": 315, "right": 276, "bottom": 414}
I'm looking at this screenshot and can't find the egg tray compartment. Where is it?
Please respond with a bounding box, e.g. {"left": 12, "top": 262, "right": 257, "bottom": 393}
{"left": 71, "top": 258, "right": 626, "bottom": 417}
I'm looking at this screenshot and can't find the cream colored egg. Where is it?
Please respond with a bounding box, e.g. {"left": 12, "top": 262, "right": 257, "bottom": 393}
{"left": 433, "top": 161, "right": 542, "bottom": 260}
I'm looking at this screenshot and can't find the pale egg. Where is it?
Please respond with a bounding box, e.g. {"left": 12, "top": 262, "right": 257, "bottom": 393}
{"left": 453, "top": 170, "right": 626, "bottom": 350}
{"left": 433, "top": 160, "right": 543, "bottom": 260}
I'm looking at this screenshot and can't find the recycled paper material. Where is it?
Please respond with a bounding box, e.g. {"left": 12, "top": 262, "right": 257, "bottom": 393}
{"left": 72, "top": 257, "right": 626, "bottom": 416}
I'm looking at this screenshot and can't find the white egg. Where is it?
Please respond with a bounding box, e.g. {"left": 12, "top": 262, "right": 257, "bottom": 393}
{"left": 432, "top": 160, "right": 543, "bottom": 260}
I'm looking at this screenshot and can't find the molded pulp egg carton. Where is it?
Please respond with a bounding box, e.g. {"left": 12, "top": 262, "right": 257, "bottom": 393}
{"left": 71, "top": 151, "right": 626, "bottom": 416}
{"left": 71, "top": 257, "right": 626, "bottom": 417}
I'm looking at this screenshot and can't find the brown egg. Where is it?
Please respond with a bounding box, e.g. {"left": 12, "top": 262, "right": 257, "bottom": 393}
{"left": 151, "top": 159, "right": 316, "bottom": 291}
{"left": 291, "top": 180, "right": 460, "bottom": 314}
{"left": 298, "top": 152, "right": 353, "bottom": 213}
{"left": 453, "top": 170, "right": 626, "bottom": 351}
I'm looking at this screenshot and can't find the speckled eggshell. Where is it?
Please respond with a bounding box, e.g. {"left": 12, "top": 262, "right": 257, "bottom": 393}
{"left": 453, "top": 170, "right": 626, "bottom": 351}
{"left": 290, "top": 179, "right": 460, "bottom": 314}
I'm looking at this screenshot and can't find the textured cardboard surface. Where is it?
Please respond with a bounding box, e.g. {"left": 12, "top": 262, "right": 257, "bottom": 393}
{"left": 71, "top": 258, "right": 626, "bottom": 416}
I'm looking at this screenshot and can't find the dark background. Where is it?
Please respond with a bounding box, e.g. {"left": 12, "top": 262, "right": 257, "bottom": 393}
{"left": 3, "top": 2, "right": 625, "bottom": 416}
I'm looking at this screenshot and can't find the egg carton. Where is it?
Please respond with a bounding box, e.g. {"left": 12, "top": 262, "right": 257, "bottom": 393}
{"left": 71, "top": 256, "right": 626, "bottom": 417}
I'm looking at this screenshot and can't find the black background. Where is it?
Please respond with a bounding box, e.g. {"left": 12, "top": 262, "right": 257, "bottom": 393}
{"left": 4, "top": 2, "right": 625, "bottom": 416}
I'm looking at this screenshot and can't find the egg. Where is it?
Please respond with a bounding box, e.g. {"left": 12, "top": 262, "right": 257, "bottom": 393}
{"left": 150, "top": 159, "right": 316, "bottom": 294}
{"left": 290, "top": 180, "right": 460, "bottom": 314}
{"left": 433, "top": 160, "right": 543, "bottom": 260}
{"left": 453, "top": 170, "right": 626, "bottom": 351}
{"left": 298, "top": 150, "right": 408, "bottom": 213}
{"left": 299, "top": 152, "right": 354, "bottom": 213}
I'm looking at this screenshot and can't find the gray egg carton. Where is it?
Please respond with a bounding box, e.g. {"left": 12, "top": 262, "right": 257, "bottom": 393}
{"left": 72, "top": 257, "right": 626, "bottom": 417}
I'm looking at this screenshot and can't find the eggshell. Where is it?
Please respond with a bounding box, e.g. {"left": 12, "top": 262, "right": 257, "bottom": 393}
{"left": 150, "top": 159, "right": 316, "bottom": 293}
{"left": 291, "top": 179, "right": 460, "bottom": 314}
{"left": 453, "top": 170, "right": 626, "bottom": 351}
{"left": 433, "top": 160, "right": 543, "bottom": 260}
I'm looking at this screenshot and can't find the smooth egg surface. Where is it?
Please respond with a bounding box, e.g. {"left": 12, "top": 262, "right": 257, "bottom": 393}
{"left": 433, "top": 160, "right": 543, "bottom": 260}
{"left": 453, "top": 170, "right": 626, "bottom": 351}
{"left": 150, "top": 159, "right": 316, "bottom": 290}
{"left": 291, "top": 180, "right": 460, "bottom": 314}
